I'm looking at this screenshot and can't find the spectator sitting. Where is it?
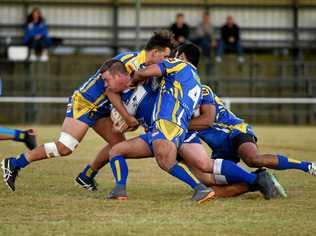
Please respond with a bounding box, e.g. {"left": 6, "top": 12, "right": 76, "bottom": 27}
{"left": 192, "top": 11, "right": 214, "bottom": 74}
{"left": 24, "top": 7, "right": 51, "bottom": 62}
{"left": 215, "top": 15, "right": 244, "bottom": 64}
{"left": 169, "top": 13, "right": 190, "bottom": 43}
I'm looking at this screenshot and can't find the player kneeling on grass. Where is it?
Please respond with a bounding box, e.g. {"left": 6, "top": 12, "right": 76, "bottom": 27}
{"left": 103, "top": 44, "right": 281, "bottom": 202}
{"left": 1, "top": 59, "right": 133, "bottom": 192}
{"left": 0, "top": 127, "right": 37, "bottom": 150}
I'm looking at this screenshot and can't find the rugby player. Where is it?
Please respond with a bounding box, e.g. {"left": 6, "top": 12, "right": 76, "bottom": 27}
{"left": 191, "top": 84, "right": 316, "bottom": 178}
{"left": 170, "top": 45, "right": 315, "bottom": 194}
{"left": 75, "top": 31, "right": 175, "bottom": 190}
{"left": 1, "top": 60, "right": 131, "bottom": 192}
{"left": 0, "top": 127, "right": 37, "bottom": 150}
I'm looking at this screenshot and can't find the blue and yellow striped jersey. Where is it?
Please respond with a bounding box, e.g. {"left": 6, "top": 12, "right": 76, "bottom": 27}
{"left": 200, "top": 84, "right": 246, "bottom": 132}
{"left": 154, "top": 58, "right": 202, "bottom": 129}
{"left": 75, "top": 50, "right": 147, "bottom": 110}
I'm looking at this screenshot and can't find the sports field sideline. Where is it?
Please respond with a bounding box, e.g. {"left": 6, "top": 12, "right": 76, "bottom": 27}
{"left": 0, "top": 125, "right": 315, "bottom": 236}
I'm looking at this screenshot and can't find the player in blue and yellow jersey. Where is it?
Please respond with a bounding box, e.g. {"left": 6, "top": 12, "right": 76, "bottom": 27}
{"left": 74, "top": 31, "right": 176, "bottom": 190}
{"left": 0, "top": 127, "right": 37, "bottom": 150}
{"left": 194, "top": 84, "right": 316, "bottom": 179}
{"left": 1, "top": 60, "right": 132, "bottom": 192}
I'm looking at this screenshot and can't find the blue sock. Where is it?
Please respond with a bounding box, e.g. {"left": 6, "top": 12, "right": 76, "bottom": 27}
{"left": 109, "top": 155, "right": 128, "bottom": 186}
{"left": 80, "top": 164, "right": 98, "bottom": 179}
{"left": 169, "top": 162, "right": 200, "bottom": 189}
{"left": 0, "top": 127, "right": 24, "bottom": 141}
{"left": 276, "top": 155, "right": 310, "bottom": 172}
{"left": 220, "top": 159, "right": 257, "bottom": 186}
{"left": 13, "top": 130, "right": 25, "bottom": 142}
{"left": 11, "top": 153, "right": 29, "bottom": 169}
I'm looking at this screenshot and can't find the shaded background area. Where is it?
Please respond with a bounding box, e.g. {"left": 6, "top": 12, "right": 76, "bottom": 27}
{"left": 0, "top": 0, "right": 316, "bottom": 124}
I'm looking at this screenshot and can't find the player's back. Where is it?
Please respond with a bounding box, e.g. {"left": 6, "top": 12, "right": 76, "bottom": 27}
{"left": 156, "top": 58, "right": 202, "bottom": 129}
{"left": 201, "top": 84, "right": 244, "bottom": 128}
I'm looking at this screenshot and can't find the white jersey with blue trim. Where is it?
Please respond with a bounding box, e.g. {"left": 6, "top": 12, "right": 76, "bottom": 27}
{"left": 121, "top": 80, "right": 159, "bottom": 129}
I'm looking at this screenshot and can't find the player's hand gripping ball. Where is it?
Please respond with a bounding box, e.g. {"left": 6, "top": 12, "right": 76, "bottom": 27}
{"left": 110, "top": 108, "right": 128, "bottom": 133}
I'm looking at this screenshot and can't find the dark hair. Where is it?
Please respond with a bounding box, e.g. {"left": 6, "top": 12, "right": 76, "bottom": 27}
{"left": 99, "top": 59, "right": 128, "bottom": 75}
{"left": 176, "top": 43, "right": 201, "bottom": 67}
{"left": 176, "top": 13, "right": 184, "bottom": 18}
{"left": 26, "top": 7, "right": 44, "bottom": 24}
{"left": 145, "top": 30, "right": 177, "bottom": 51}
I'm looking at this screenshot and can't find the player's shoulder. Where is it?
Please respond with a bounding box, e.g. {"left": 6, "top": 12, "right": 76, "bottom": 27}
{"left": 113, "top": 51, "right": 138, "bottom": 63}
{"left": 161, "top": 57, "right": 189, "bottom": 74}
{"left": 202, "top": 84, "right": 214, "bottom": 96}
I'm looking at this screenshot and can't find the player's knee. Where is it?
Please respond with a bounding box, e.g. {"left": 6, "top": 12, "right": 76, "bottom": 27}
{"left": 196, "top": 159, "right": 210, "bottom": 172}
{"left": 43, "top": 131, "right": 79, "bottom": 158}
{"left": 109, "top": 144, "right": 123, "bottom": 158}
{"left": 155, "top": 157, "right": 170, "bottom": 171}
{"left": 56, "top": 142, "right": 73, "bottom": 156}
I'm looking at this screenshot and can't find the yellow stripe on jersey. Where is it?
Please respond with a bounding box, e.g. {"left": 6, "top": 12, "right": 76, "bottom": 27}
{"left": 156, "top": 119, "right": 183, "bottom": 141}
{"left": 215, "top": 95, "right": 225, "bottom": 106}
{"left": 120, "top": 53, "right": 135, "bottom": 63}
{"left": 216, "top": 122, "right": 248, "bottom": 134}
{"left": 171, "top": 81, "right": 183, "bottom": 123}
{"left": 166, "top": 62, "right": 187, "bottom": 75}
{"left": 173, "top": 81, "right": 183, "bottom": 98}
{"left": 172, "top": 99, "right": 180, "bottom": 123}
{"left": 177, "top": 162, "right": 200, "bottom": 183}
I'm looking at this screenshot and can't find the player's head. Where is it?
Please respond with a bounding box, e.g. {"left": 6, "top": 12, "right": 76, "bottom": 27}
{"left": 145, "top": 30, "right": 176, "bottom": 64}
{"left": 99, "top": 59, "right": 130, "bottom": 92}
{"left": 175, "top": 43, "right": 201, "bottom": 67}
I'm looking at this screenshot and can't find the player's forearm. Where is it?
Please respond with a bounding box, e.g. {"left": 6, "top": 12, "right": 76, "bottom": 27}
{"left": 132, "top": 64, "right": 162, "bottom": 84}
{"left": 106, "top": 88, "right": 131, "bottom": 121}
{"left": 189, "top": 117, "right": 212, "bottom": 130}
{"left": 189, "top": 105, "right": 215, "bottom": 130}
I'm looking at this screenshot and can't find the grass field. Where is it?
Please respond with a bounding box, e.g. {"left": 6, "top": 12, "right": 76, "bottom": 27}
{"left": 0, "top": 125, "right": 316, "bottom": 236}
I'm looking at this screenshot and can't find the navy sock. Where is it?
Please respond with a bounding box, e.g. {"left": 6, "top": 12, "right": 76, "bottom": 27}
{"left": 220, "top": 159, "right": 257, "bottom": 186}
{"left": 276, "top": 155, "right": 310, "bottom": 172}
{"left": 169, "top": 162, "right": 200, "bottom": 189}
{"left": 12, "top": 153, "right": 29, "bottom": 168}
{"left": 109, "top": 155, "right": 128, "bottom": 186}
{"left": 80, "top": 164, "right": 98, "bottom": 179}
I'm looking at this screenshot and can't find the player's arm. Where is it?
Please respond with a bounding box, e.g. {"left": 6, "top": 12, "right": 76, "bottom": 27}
{"left": 130, "top": 64, "right": 162, "bottom": 87}
{"left": 105, "top": 88, "right": 139, "bottom": 130}
{"left": 189, "top": 104, "right": 216, "bottom": 130}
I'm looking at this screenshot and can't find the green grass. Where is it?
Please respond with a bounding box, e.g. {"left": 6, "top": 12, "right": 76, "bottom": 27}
{"left": 0, "top": 125, "right": 316, "bottom": 236}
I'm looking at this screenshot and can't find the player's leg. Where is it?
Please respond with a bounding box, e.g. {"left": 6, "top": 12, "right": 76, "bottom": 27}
{"left": 0, "top": 127, "right": 37, "bottom": 150}
{"left": 150, "top": 120, "right": 215, "bottom": 204}
{"left": 235, "top": 134, "right": 316, "bottom": 176}
{"left": 188, "top": 168, "right": 249, "bottom": 198}
{"left": 76, "top": 117, "right": 125, "bottom": 190}
{"left": 107, "top": 136, "right": 153, "bottom": 200}
{"left": 1, "top": 117, "right": 88, "bottom": 191}
{"left": 179, "top": 142, "right": 280, "bottom": 199}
